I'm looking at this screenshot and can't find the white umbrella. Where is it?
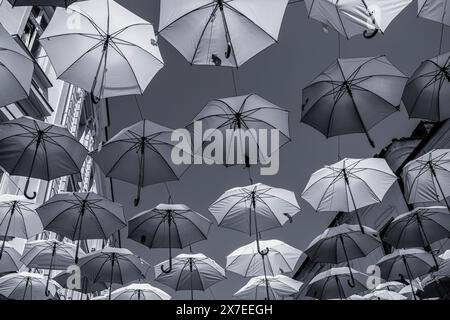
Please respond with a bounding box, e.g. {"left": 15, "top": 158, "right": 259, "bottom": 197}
{"left": 0, "top": 244, "right": 22, "bottom": 273}
{"left": 108, "top": 283, "right": 171, "bottom": 301}
{"left": 0, "top": 23, "right": 33, "bottom": 106}
{"left": 40, "top": 0, "right": 164, "bottom": 101}
{"left": 375, "top": 281, "right": 405, "bottom": 292}
{"left": 403, "top": 149, "right": 450, "bottom": 210}
{"left": 155, "top": 253, "right": 226, "bottom": 300}
{"left": 304, "top": 0, "right": 413, "bottom": 39}
{"left": 363, "top": 289, "right": 407, "bottom": 300}
{"left": 158, "top": 0, "right": 289, "bottom": 67}
{"left": 302, "top": 158, "right": 397, "bottom": 232}
{"left": 0, "top": 195, "right": 42, "bottom": 259}
{"left": 440, "top": 249, "right": 450, "bottom": 259}
{"left": 209, "top": 183, "right": 300, "bottom": 255}
{"left": 0, "top": 272, "right": 61, "bottom": 300}
{"left": 234, "top": 275, "right": 302, "bottom": 300}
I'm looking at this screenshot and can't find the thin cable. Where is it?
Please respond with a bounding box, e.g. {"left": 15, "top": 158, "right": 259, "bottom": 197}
{"left": 231, "top": 69, "right": 239, "bottom": 96}
{"left": 337, "top": 33, "right": 342, "bottom": 160}
{"left": 134, "top": 95, "right": 145, "bottom": 121}
{"left": 438, "top": 23, "right": 445, "bottom": 56}
{"left": 164, "top": 183, "right": 173, "bottom": 203}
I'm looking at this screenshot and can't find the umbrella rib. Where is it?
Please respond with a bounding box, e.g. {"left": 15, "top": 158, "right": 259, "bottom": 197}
{"left": 158, "top": 2, "right": 216, "bottom": 34}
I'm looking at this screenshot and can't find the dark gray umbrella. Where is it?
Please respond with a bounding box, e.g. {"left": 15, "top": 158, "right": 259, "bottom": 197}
{"left": 128, "top": 203, "right": 212, "bottom": 274}
{"left": 78, "top": 247, "right": 149, "bottom": 300}
{"left": 419, "top": 259, "right": 450, "bottom": 299}
{"left": 90, "top": 120, "right": 189, "bottom": 206}
{"left": 383, "top": 206, "right": 450, "bottom": 270}
{"left": 376, "top": 248, "right": 439, "bottom": 300}
{"left": 0, "top": 117, "right": 88, "bottom": 200}
{"left": 305, "top": 224, "right": 381, "bottom": 287}
{"left": 7, "top": 0, "right": 77, "bottom": 7}
{"left": 36, "top": 192, "right": 126, "bottom": 263}
{"left": 301, "top": 56, "right": 407, "bottom": 147}
{"left": 305, "top": 267, "right": 368, "bottom": 300}
{"left": 402, "top": 51, "right": 450, "bottom": 121}
{"left": 53, "top": 270, "right": 108, "bottom": 297}
{"left": 0, "top": 244, "right": 22, "bottom": 274}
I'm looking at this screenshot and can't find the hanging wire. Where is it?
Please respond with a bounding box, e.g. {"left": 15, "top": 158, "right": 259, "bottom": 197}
{"left": 438, "top": 22, "right": 445, "bottom": 56}
{"left": 231, "top": 68, "right": 239, "bottom": 96}
{"left": 337, "top": 33, "right": 342, "bottom": 160}
{"left": 133, "top": 95, "right": 145, "bottom": 121}
{"left": 164, "top": 182, "right": 173, "bottom": 203}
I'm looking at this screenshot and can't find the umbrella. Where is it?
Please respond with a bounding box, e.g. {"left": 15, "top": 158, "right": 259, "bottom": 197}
{"left": 53, "top": 270, "right": 108, "bottom": 296}
{"left": 40, "top": 0, "right": 164, "bottom": 102}
{"left": 402, "top": 149, "right": 450, "bottom": 210}
{"left": 7, "top": 0, "right": 77, "bottom": 7}
{"left": 0, "top": 117, "right": 88, "bottom": 199}
{"left": 301, "top": 56, "right": 407, "bottom": 147}
{"left": 108, "top": 283, "right": 171, "bottom": 301}
{"left": 234, "top": 275, "right": 302, "bottom": 300}
{"left": 375, "top": 281, "right": 406, "bottom": 292}
{"left": 226, "top": 240, "right": 302, "bottom": 300}
{"left": 128, "top": 203, "right": 212, "bottom": 273}
{"left": 402, "top": 51, "right": 450, "bottom": 121}
{"left": 187, "top": 94, "right": 290, "bottom": 168}
{"left": 155, "top": 253, "right": 226, "bottom": 300}
{"left": 399, "top": 283, "right": 422, "bottom": 299}
{"left": 383, "top": 206, "right": 450, "bottom": 270}
{"left": 304, "top": 0, "right": 413, "bottom": 39}
{"left": 418, "top": 0, "right": 450, "bottom": 26}
{"left": 36, "top": 192, "right": 126, "bottom": 263}
{"left": 376, "top": 248, "right": 439, "bottom": 300}
{"left": 420, "top": 270, "right": 450, "bottom": 299}
{"left": 20, "top": 240, "right": 84, "bottom": 296}
{"left": 306, "top": 267, "right": 368, "bottom": 300}
{"left": 0, "top": 244, "right": 22, "bottom": 273}
{"left": 158, "top": 0, "right": 289, "bottom": 67}
{"left": 0, "top": 195, "right": 42, "bottom": 258}
{"left": 305, "top": 224, "right": 381, "bottom": 287}
{"left": 302, "top": 158, "right": 397, "bottom": 232}
{"left": 440, "top": 250, "right": 450, "bottom": 259}
{"left": 0, "top": 23, "right": 33, "bottom": 107}
{"left": 0, "top": 272, "right": 61, "bottom": 300}
{"left": 78, "top": 247, "right": 149, "bottom": 300}
{"left": 90, "top": 120, "right": 189, "bottom": 206}
{"left": 209, "top": 183, "right": 300, "bottom": 255}
{"left": 363, "top": 289, "right": 407, "bottom": 300}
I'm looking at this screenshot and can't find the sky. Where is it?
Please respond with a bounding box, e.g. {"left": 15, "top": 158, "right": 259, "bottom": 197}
{"left": 103, "top": 0, "right": 449, "bottom": 299}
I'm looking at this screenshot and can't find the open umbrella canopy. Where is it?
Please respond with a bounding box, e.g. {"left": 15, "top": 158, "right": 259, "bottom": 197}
{"left": 226, "top": 240, "right": 302, "bottom": 277}
{"left": 158, "top": 0, "right": 289, "bottom": 67}
{"left": 40, "top": 0, "right": 164, "bottom": 101}
{"left": 78, "top": 247, "right": 149, "bottom": 299}
{"left": 375, "top": 281, "right": 406, "bottom": 292}
{"left": 402, "top": 51, "right": 450, "bottom": 121}
{"left": 419, "top": 260, "right": 450, "bottom": 299}
{"left": 383, "top": 206, "right": 450, "bottom": 253}
{"left": 306, "top": 267, "right": 368, "bottom": 300}
{"left": 302, "top": 158, "right": 397, "bottom": 232}
{"left": 0, "top": 22, "right": 33, "bottom": 107}
{"left": 188, "top": 94, "right": 290, "bottom": 166}
{"left": 154, "top": 253, "right": 225, "bottom": 299}
{"left": 363, "top": 289, "right": 407, "bottom": 300}
{"left": 90, "top": 120, "right": 189, "bottom": 206}
{"left": 304, "top": 0, "right": 413, "bottom": 39}
{"left": 0, "top": 244, "right": 22, "bottom": 273}
{"left": 440, "top": 250, "right": 450, "bottom": 260}
{"left": 0, "top": 272, "right": 61, "bottom": 300}
{"left": 418, "top": 0, "right": 450, "bottom": 26}
{"left": 301, "top": 56, "right": 407, "bottom": 147}
{"left": 7, "top": 0, "right": 77, "bottom": 7}
{"left": 234, "top": 275, "right": 302, "bottom": 300}
{"left": 0, "top": 195, "right": 42, "bottom": 258}
{"left": 0, "top": 117, "right": 88, "bottom": 200}
{"left": 107, "top": 283, "right": 171, "bottom": 301}
{"left": 402, "top": 149, "right": 450, "bottom": 209}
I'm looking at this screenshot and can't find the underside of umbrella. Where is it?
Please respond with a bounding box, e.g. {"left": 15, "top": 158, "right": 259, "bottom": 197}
{"left": 418, "top": 0, "right": 450, "bottom": 26}
{"left": 7, "top": 0, "right": 77, "bottom": 7}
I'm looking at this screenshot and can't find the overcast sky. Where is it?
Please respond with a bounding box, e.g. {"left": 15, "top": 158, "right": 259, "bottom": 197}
{"left": 104, "top": 0, "right": 449, "bottom": 299}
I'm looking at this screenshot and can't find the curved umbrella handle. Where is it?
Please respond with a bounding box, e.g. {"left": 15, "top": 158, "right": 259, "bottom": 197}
{"left": 90, "top": 90, "right": 101, "bottom": 105}
{"left": 347, "top": 266, "right": 356, "bottom": 288}
{"left": 363, "top": 28, "right": 379, "bottom": 39}
{"left": 431, "top": 249, "right": 440, "bottom": 271}
{"left": 225, "top": 42, "right": 231, "bottom": 59}
{"left": 134, "top": 185, "right": 142, "bottom": 207}
{"left": 24, "top": 177, "right": 36, "bottom": 200}
{"left": 161, "top": 259, "right": 173, "bottom": 274}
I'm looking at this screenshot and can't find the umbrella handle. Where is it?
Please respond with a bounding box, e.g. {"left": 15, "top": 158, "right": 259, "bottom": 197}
{"left": 161, "top": 263, "right": 172, "bottom": 274}
{"left": 90, "top": 90, "right": 101, "bottom": 105}
{"left": 24, "top": 177, "right": 36, "bottom": 200}
{"left": 258, "top": 247, "right": 269, "bottom": 256}
{"left": 347, "top": 268, "right": 356, "bottom": 288}
{"left": 363, "top": 28, "right": 379, "bottom": 39}
{"left": 431, "top": 249, "right": 440, "bottom": 271}
{"left": 134, "top": 185, "right": 141, "bottom": 207}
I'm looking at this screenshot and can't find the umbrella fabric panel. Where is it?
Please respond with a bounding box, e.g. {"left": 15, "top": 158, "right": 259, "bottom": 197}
{"left": 363, "top": 289, "right": 407, "bottom": 300}
{"left": 0, "top": 195, "right": 43, "bottom": 239}
{"left": 36, "top": 192, "right": 126, "bottom": 240}
{"left": 0, "top": 117, "right": 88, "bottom": 181}
{"left": 305, "top": 224, "right": 381, "bottom": 264}
{"left": 159, "top": 0, "right": 288, "bottom": 67}
{"left": 403, "top": 52, "right": 450, "bottom": 121}
{"left": 128, "top": 204, "right": 211, "bottom": 249}
{"left": 20, "top": 240, "right": 82, "bottom": 270}
{"left": 0, "top": 23, "right": 33, "bottom": 106}
{"left": 109, "top": 283, "right": 171, "bottom": 300}
{"left": 234, "top": 275, "right": 302, "bottom": 300}
{"left": 383, "top": 206, "right": 450, "bottom": 248}
{"left": 0, "top": 245, "right": 22, "bottom": 273}
{"left": 418, "top": 0, "right": 450, "bottom": 26}
{"left": 0, "top": 272, "right": 60, "bottom": 300}
{"left": 377, "top": 249, "right": 437, "bottom": 280}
